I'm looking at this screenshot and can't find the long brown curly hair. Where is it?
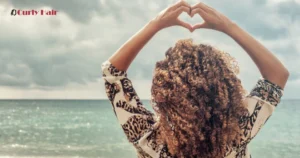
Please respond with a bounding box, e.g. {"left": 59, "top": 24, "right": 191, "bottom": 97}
{"left": 150, "top": 38, "right": 248, "bottom": 158}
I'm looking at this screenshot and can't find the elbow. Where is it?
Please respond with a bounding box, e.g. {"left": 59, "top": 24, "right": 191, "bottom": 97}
{"left": 284, "top": 69, "right": 290, "bottom": 80}
{"left": 262, "top": 67, "right": 290, "bottom": 89}
{"left": 282, "top": 68, "right": 290, "bottom": 81}
{"left": 278, "top": 68, "right": 290, "bottom": 89}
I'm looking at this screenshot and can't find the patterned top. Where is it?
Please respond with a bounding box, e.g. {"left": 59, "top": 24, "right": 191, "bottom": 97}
{"left": 101, "top": 60, "right": 284, "bottom": 158}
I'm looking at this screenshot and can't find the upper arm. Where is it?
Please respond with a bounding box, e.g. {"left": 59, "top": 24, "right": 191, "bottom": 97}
{"left": 101, "top": 60, "right": 157, "bottom": 143}
{"left": 241, "top": 78, "right": 284, "bottom": 141}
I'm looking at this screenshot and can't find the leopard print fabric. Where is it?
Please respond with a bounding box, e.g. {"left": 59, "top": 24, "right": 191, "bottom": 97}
{"left": 247, "top": 78, "right": 283, "bottom": 106}
{"left": 101, "top": 60, "right": 284, "bottom": 158}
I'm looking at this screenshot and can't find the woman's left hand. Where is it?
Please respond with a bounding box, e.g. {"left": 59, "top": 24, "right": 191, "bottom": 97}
{"left": 151, "top": 0, "right": 193, "bottom": 32}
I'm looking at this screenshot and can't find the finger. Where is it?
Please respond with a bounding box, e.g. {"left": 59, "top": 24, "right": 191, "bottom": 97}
{"left": 190, "top": 8, "right": 208, "bottom": 19}
{"left": 176, "top": 19, "right": 193, "bottom": 32}
{"left": 191, "top": 2, "right": 212, "bottom": 13}
{"left": 168, "top": 0, "right": 191, "bottom": 12}
{"left": 173, "top": 6, "right": 191, "bottom": 17}
{"left": 192, "top": 22, "right": 210, "bottom": 29}
{"left": 201, "top": 2, "right": 215, "bottom": 11}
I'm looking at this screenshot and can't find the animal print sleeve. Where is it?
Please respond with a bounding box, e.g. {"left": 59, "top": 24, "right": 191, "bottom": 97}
{"left": 101, "top": 60, "right": 157, "bottom": 143}
{"left": 241, "top": 78, "right": 284, "bottom": 141}
{"left": 247, "top": 78, "right": 284, "bottom": 107}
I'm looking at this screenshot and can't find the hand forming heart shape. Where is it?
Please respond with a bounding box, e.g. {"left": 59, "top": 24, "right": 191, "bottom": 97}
{"left": 152, "top": 1, "right": 234, "bottom": 33}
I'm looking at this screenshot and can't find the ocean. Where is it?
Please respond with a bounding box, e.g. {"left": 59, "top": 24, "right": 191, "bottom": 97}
{"left": 0, "top": 100, "right": 299, "bottom": 158}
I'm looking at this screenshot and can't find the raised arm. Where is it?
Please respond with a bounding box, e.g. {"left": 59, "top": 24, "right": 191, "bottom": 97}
{"left": 190, "top": 2, "right": 289, "bottom": 89}
{"left": 225, "top": 22, "right": 289, "bottom": 89}
{"left": 107, "top": 0, "right": 193, "bottom": 72}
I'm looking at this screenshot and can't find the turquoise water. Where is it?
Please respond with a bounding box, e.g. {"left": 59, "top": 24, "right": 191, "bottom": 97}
{"left": 0, "top": 100, "right": 299, "bottom": 158}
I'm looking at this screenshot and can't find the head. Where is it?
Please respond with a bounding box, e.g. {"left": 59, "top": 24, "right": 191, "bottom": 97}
{"left": 151, "top": 39, "right": 248, "bottom": 158}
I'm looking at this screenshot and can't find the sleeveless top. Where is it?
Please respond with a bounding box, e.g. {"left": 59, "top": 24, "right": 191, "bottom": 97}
{"left": 101, "top": 60, "right": 284, "bottom": 158}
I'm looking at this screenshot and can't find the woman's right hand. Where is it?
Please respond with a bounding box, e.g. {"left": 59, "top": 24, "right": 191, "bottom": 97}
{"left": 190, "top": 2, "right": 235, "bottom": 33}
{"left": 150, "top": 0, "right": 193, "bottom": 32}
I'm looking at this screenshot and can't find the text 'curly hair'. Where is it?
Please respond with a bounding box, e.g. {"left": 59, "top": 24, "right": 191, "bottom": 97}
{"left": 151, "top": 38, "right": 248, "bottom": 158}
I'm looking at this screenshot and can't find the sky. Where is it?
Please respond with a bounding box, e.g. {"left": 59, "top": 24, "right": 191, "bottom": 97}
{"left": 0, "top": 0, "right": 299, "bottom": 100}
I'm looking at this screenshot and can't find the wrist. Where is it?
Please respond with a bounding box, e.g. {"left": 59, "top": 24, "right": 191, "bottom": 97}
{"left": 223, "top": 21, "right": 239, "bottom": 36}
{"left": 147, "top": 20, "right": 162, "bottom": 33}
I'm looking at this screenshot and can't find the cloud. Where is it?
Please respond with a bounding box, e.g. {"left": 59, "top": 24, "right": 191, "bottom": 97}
{"left": 0, "top": 0, "right": 299, "bottom": 99}
{"left": 277, "top": 1, "right": 300, "bottom": 21}
{"left": 0, "top": 4, "right": 102, "bottom": 88}
{"left": 0, "top": 79, "right": 107, "bottom": 99}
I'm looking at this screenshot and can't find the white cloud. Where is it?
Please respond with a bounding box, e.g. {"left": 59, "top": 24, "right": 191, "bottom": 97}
{"left": 267, "top": 0, "right": 300, "bottom": 4}
{"left": 0, "top": 79, "right": 106, "bottom": 99}
{"left": 0, "top": 0, "right": 299, "bottom": 99}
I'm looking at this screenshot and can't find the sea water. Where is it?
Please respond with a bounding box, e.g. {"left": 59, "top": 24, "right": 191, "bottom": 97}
{"left": 0, "top": 100, "right": 299, "bottom": 158}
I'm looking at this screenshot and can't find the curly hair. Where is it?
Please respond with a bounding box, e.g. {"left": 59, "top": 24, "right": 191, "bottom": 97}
{"left": 150, "top": 38, "right": 248, "bottom": 158}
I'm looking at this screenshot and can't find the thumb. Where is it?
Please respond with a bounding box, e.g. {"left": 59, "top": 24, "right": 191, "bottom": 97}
{"left": 192, "top": 22, "right": 210, "bottom": 30}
